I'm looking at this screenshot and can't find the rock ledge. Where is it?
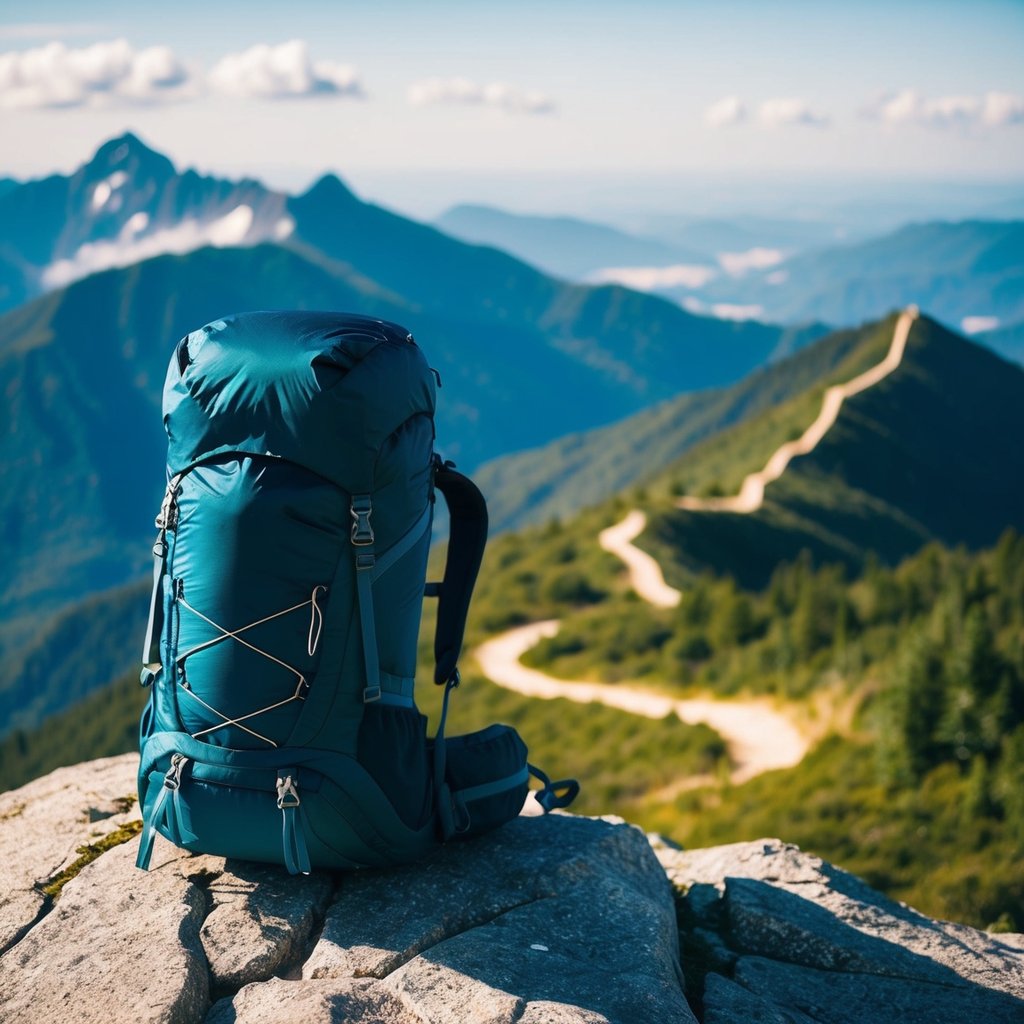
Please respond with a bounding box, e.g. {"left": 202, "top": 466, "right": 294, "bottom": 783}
{"left": 1, "top": 754, "right": 1022, "bottom": 1023}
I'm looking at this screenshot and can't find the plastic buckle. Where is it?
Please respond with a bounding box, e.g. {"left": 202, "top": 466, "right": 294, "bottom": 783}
{"left": 350, "top": 496, "right": 374, "bottom": 546}
{"left": 355, "top": 551, "right": 376, "bottom": 572}
{"left": 363, "top": 685, "right": 382, "bottom": 703}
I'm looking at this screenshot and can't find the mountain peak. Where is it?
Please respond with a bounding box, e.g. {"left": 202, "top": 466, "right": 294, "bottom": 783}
{"left": 83, "top": 132, "right": 176, "bottom": 184}
{"left": 300, "top": 172, "right": 359, "bottom": 205}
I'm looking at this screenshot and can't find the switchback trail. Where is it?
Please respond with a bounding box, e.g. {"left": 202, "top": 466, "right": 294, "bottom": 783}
{"left": 475, "top": 620, "right": 809, "bottom": 785}
{"left": 480, "top": 311, "right": 917, "bottom": 788}
{"left": 598, "top": 511, "right": 681, "bottom": 608}
{"left": 676, "top": 305, "right": 918, "bottom": 514}
{"left": 598, "top": 307, "right": 919, "bottom": 605}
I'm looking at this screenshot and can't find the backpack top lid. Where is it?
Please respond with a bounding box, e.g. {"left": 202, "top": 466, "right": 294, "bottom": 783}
{"left": 163, "top": 311, "right": 436, "bottom": 491}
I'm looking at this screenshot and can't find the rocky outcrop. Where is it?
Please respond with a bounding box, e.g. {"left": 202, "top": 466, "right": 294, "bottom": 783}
{"left": 656, "top": 837, "right": 1024, "bottom": 1023}
{"left": 0, "top": 754, "right": 691, "bottom": 1024}
{"left": 1, "top": 755, "right": 1022, "bottom": 1023}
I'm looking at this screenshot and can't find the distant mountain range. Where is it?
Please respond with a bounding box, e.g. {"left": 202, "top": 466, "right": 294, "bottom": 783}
{"left": 434, "top": 202, "right": 1024, "bottom": 368}
{"left": 434, "top": 205, "right": 857, "bottom": 281}
{"left": 434, "top": 204, "right": 709, "bottom": 279}
{"left": 696, "top": 220, "right": 1024, "bottom": 342}
{"left": 0, "top": 133, "right": 827, "bottom": 635}
{"left": 0, "top": 134, "right": 290, "bottom": 312}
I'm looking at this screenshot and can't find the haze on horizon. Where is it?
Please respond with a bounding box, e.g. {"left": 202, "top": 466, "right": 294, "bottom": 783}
{"left": 1, "top": 0, "right": 1023, "bottom": 223}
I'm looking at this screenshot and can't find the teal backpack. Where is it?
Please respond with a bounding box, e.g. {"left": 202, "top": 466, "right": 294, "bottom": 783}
{"left": 136, "top": 311, "right": 578, "bottom": 874}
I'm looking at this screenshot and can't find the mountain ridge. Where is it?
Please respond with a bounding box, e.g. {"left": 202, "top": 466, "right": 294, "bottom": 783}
{"left": 0, "top": 135, "right": 830, "bottom": 630}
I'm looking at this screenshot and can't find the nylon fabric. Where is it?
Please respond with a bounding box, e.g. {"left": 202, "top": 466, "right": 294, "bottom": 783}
{"left": 138, "top": 309, "right": 577, "bottom": 874}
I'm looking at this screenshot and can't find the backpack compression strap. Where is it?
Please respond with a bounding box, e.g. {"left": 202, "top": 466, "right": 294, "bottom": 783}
{"left": 430, "top": 459, "right": 488, "bottom": 685}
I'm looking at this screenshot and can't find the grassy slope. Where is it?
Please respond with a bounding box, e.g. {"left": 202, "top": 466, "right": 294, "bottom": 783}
{"left": 474, "top": 317, "right": 862, "bottom": 535}
{"left": 639, "top": 315, "right": 1024, "bottom": 589}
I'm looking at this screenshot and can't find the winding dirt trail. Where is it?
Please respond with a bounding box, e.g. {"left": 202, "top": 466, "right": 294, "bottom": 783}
{"left": 475, "top": 620, "right": 808, "bottom": 785}
{"left": 596, "top": 307, "right": 919, "bottom": 608}
{"left": 598, "top": 511, "right": 681, "bottom": 608}
{"left": 483, "top": 310, "right": 919, "bottom": 789}
{"left": 676, "top": 305, "right": 919, "bottom": 513}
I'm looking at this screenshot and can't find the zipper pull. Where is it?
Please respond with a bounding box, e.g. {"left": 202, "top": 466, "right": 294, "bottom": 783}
{"left": 155, "top": 474, "right": 184, "bottom": 532}
{"left": 276, "top": 771, "right": 311, "bottom": 875}
{"left": 164, "top": 753, "right": 189, "bottom": 790}
{"left": 276, "top": 774, "right": 300, "bottom": 808}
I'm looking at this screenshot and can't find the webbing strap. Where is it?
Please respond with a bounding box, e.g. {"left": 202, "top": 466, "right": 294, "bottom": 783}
{"left": 142, "top": 544, "right": 165, "bottom": 673}
{"left": 351, "top": 495, "right": 381, "bottom": 703}
{"left": 278, "top": 770, "right": 311, "bottom": 875}
{"left": 355, "top": 554, "right": 380, "bottom": 702}
{"left": 136, "top": 784, "right": 171, "bottom": 871}
{"left": 454, "top": 766, "right": 530, "bottom": 804}
{"left": 433, "top": 674, "right": 459, "bottom": 839}
{"left": 433, "top": 461, "right": 488, "bottom": 685}
{"left": 136, "top": 756, "right": 198, "bottom": 871}
{"left": 372, "top": 503, "right": 432, "bottom": 582}
{"left": 528, "top": 763, "right": 581, "bottom": 813}
{"left": 281, "top": 807, "right": 311, "bottom": 875}
{"left": 378, "top": 671, "right": 415, "bottom": 707}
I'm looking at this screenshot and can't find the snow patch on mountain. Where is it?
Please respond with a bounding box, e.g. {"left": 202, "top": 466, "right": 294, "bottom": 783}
{"left": 42, "top": 204, "right": 276, "bottom": 287}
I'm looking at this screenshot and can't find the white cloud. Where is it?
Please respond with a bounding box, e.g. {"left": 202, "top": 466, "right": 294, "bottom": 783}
{"left": 758, "top": 97, "right": 828, "bottom": 128}
{"left": 705, "top": 95, "right": 746, "bottom": 127}
{"left": 961, "top": 315, "right": 1000, "bottom": 335}
{"left": 42, "top": 204, "right": 258, "bottom": 288}
{"left": 710, "top": 303, "right": 764, "bottom": 321}
{"left": 680, "top": 296, "right": 765, "bottom": 320}
{"left": 588, "top": 264, "right": 718, "bottom": 291}
{"left": 408, "top": 77, "right": 555, "bottom": 114}
{"left": 717, "top": 248, "right": 786, "bottom": 275}
{"left": 0, "top": 38, "right": 365, "bottom": 109}
{"left": 867, "top": 89, "right": 1024, "bottom": 129}
{"left": 208, "top": 40, "right": 361, "bottom": 100}
{"left": 0, "top": 38, "right": 195, "bottom": 109}
{"left": 981, "top": 92, "right": 1024, "bottom": 127}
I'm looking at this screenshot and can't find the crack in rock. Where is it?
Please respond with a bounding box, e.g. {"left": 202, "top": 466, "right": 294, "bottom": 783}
{"left": 0, "top": 840, "right": 211, "bottom": 1024}
{"left": 0, "top": 753, "right": 143, "bottom": 957}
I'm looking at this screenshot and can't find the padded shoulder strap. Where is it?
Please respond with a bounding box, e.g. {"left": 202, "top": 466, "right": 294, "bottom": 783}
{"left": 432, "top": 459, "right": 488, "bottom": 685}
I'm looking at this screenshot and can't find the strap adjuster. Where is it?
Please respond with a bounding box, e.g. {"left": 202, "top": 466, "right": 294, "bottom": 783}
{"left": 350, "top": 496, "right": 374, "bottom": 546}
{"left": 363, "top": 685, "right": 382, "bottom": 703}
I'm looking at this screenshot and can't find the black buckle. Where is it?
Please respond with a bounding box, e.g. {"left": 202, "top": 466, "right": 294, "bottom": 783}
{"left": 350, "top": 496, "right": 374, "bottom": 546}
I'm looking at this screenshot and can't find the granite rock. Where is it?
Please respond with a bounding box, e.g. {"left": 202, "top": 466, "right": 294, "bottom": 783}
{"left": 658, "top": 837, "right": 1024, "bottom": 1024}
{"left": 5, "top": 758, "right": 1023, "bottom": 1024}
{"left": 0, "top": 757, "right": 692, "bottom": 1024}
{"left": 0, "top": 752, "right": 141, "bottom": 955}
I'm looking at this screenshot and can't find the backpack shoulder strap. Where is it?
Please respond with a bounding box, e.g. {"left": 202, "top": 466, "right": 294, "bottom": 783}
{"left": 430, "top": 458, "right": 488, "bottom": 685}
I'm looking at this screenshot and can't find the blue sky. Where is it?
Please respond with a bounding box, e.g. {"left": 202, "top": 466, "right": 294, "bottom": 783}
{"left": 2, "top": 1, "right": 1022, "bottom": 219}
